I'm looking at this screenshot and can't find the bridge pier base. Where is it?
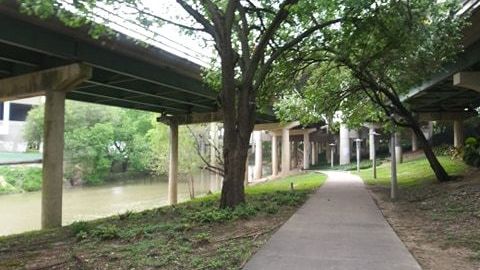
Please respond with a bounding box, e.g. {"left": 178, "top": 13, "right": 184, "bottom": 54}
{"left": 271, "top": 134, "right": 278, "bottom": 176}
{"left": 339, "top": 123, "right": 350, "bottom": 165}
{"left": 168, "top": 121, "right": 178, "bottom": 205}
{"left": 254, "top": 131, "right": 263, "bottom": 180}
{"left": 395, "top": 132, "right": 403, "bottom": 164}
{"left": 454, "top": 119, "right": 464, "bottom": 148}
{"left": 303, "top": 133, "right": 310, "bottom": 170}
{"left": 41, "top": 90, "right": 66, "bottom": 229}
{"left": 281, "top": 128, "right": 290, "bottom": 175}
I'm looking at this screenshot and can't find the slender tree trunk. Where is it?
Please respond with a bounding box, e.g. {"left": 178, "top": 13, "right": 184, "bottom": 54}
{"left": 392, "top": 99, "right": 450, "bottom": 182}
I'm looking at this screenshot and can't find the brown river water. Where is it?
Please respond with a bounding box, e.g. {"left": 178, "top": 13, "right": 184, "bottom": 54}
{"left": 0, "top": 171, "right": 222, "bottom": 236}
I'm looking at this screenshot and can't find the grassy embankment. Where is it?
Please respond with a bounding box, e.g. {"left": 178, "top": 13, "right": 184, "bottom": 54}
{"left": 0, "top": 172, "right": 326, "bottom": 270}
{"left": 358, "top": 155, "right": 480, "bottom": 269}
{"left": 358, "top": 155, "right": 468, "bottom": 187}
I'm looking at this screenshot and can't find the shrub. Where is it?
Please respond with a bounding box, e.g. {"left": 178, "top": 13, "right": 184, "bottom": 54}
{"left": 0, "top": 167, "right": 42, "bottom": 194}
{"left": 92, "top": 224, "right": 120, "bottom": 240}
{"left": 463, "top": 137, "right": 480, "bottom": 167}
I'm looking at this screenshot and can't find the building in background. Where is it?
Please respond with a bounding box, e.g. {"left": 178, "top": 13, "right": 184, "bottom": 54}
{"left": 0, "top": 97, "right": 43, "bottom": 152}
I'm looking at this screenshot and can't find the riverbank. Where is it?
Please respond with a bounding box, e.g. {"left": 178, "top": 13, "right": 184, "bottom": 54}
{"left": 358, "top": 154, "right": 480, "bottom": 269}
{"left": 0, "top": 172, "right": 326, "bottom": 269}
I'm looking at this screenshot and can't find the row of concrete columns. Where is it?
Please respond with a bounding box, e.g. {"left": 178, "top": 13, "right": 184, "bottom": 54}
{"left": 338, "top": 119, "right": 466, "bottom": 167}
{"left": 252, "top": 128, "right": 320, "bottom": 181}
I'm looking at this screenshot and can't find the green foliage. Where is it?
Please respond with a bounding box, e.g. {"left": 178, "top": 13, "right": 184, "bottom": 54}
{"left": 318, "top": 159, "right": 382, "bottom": 171}
{"left": 0, "top": 167, "right": 42, "bottom": 194}
{"left": 24, "top": 101, "right": 202, "bottom": 185}
{"left": 91, "top": 224, "right": 120, "bottom": 240}
{"left": 463, "top": 137, "right": 480, "bottom": 167}
{"left": 273, "top": 0, "right": 465, "bottom": 130}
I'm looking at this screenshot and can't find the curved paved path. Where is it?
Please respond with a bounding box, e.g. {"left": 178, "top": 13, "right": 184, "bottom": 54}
{"left": 244, "top": 171, "right": 421, "bottom": 270}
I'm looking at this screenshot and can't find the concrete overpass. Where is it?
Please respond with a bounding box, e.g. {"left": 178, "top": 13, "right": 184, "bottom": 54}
{"left": 402, "top": 2, "right": 480, "bottom": 148}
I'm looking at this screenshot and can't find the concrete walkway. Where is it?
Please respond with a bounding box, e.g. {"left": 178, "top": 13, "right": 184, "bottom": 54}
{"left": 244, "top": 171, "right": 421, "bottom": 270}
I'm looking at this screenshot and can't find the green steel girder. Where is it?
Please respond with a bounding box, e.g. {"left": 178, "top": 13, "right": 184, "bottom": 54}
{"left": 0, "top": 12, "right": 217, "bottom": 104}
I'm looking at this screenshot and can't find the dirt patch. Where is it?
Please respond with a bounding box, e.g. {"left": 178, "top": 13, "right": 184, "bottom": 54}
{"left": 368, "top": 168, "right": 480, "bottom": 270}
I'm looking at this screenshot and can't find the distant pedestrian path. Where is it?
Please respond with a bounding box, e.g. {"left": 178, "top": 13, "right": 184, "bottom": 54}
{"left": 244, "top": 171, "right": 421, "bottom": 270}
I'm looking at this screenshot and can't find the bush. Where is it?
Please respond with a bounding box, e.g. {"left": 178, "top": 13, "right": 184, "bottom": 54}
{"left": 0, "top": 167, "right": 42, "bottom": 194}
{"left": 463, "top": 137, "right": 480, "bottom": 167}
{"left": 92, "top": 225, "right": 120, "bottom": 240}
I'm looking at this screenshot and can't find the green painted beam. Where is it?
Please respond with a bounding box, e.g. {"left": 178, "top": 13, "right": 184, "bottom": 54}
{"left": 0, "top": 13, "right": 216, "bottom": 102}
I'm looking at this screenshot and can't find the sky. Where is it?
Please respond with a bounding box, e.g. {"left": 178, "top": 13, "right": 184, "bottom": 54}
{"left": 87, "top": 0, "right": 215, "bottom": 66}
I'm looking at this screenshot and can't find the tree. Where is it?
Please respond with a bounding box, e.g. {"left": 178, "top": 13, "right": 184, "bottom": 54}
{"left": 273, "top": 0, "right": 465, "bottom": 181}
{"left": 24, "top": 101, "right": 156, "bottom": 184}
{"left": 19, "top": 0, "right": 348, "bottom": 208}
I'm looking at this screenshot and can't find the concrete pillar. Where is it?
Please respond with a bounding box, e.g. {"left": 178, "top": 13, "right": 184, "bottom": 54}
{"left": 310, "top": 142, "right": 316, "bottom": 165}
{"left": 253, "top": 131, "right": 263, "bottom": 180}
{"left": 390, "top": 133, "right": 398, "bottom": 200}
{"left": 411, "top": 130, "right": 418, "bottom": 151}
{"left": 369, "top": 127, "right": 375, "bottom": 160}
{"left": 293, "top": 141, "right": 298, "bottom": 168}
{"left": 325, "top": 143, "right": 331, "bottom": 163}
{"left": 244, "top": 151, "right": 249, "bottom": 185}
{"left": 395, "top": 132, "right": 403, "bottom": 164}
{"left": 41, "top": 90, "right": 66, "bottom": 229}
{"left": 339, "top": 123, "right": 350, "bottom": 165}
{"left": 168, "top": 121, "right": 178, "bottom": 205}
{"left": 209, "top": 123, "right": 219, "bottom": 192}
{"left": 281, "top": 128, "right": 290, "bottom": 175}
{"left": 271, "top": 135, "right": 278, "bottom": 176}
{"left": 454, "top": 120, "right": 464, "bottom": 148}
{"left": 303, "top": 133, "right": 310, "bottom": 170}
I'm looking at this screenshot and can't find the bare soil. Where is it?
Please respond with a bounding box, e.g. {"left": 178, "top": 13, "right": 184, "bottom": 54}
{"left": 368, "top": 167, "right": 480, "bottom": 270}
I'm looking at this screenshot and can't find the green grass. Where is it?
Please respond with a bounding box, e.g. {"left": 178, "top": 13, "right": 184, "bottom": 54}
{"left": 0, "top": 172, "right": 326, "bottom": 270}
{"left": 315, "top": 159, "right": 382, "bottom": 171}
{"left": 247, "top": 172, "right": 326, "bottom": 194}
{"left": 358, "top": 155, "right": 468, "bottom": 187}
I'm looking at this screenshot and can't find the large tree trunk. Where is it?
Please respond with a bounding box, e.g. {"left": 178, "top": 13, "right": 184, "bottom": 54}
{"left": 219, "top": 135, "right": 249, "bottom": 208}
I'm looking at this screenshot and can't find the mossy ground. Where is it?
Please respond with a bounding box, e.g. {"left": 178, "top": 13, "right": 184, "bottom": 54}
{"left": 0, "top": 172, "right": 326, "bottom": 270}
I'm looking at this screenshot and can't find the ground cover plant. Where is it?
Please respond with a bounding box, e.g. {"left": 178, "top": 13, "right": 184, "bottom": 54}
{"left": 0, "top": 172, "right": 326, "bottom": 270}
{"left": 358, "top": 154, "right": 480, "bottom": 269}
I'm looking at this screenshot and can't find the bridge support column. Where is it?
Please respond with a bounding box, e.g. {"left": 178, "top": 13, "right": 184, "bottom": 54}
{"left": 168, "top": 121, "right": 178, "bottom": 205}
{"left": 326, "top": 143, "right": 331, "bottom": 163}
{"left": 292, "top": 141, "right": 298, "bottom": 168}
{"left": 454, "top": 120, "right": 464, "bottom": 148}
{"left": 339, "top": 123, "right": 350, "bottom": 165}
{"left": 369, "top": 127, "right": 375, "bottom": 160}
{"left": 281, "top": 128, "right": 290, "bottom": 175}
{"left": 411, "top": 130, "right": 418, "bottom": 151}
{"left": 395, "top": 132, "right": 403, "bottom": 164}
{"left": 254, "top": 131, "right": 263, "bottom": 180}
{"left": 12, "top": 64, "right": 92, "bottom": 229}
{"left": 303, "top": 133, "right": 310, "bottom": 170}
{"left": 271, "top": 135, "right": 278, "bottom": 176}
{"left": 311, "top": 142, "right": 316, "bottom": 165}
{"left": 41, "top": 90, "right": 66, "bottom": 229}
